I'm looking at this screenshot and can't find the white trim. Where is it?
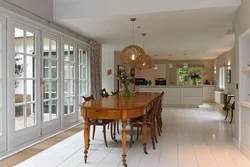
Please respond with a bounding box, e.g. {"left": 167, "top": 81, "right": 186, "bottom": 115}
{"left": 239, "top": 101, "right": 250, "bottom": 109}
{"left": 233, "top": 137, "right": 240, "bottom": 149}
{"left": 240, "top": 143, "right": 250, "bottom": 161}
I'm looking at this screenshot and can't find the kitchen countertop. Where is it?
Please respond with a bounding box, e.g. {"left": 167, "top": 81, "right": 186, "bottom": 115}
{"left": 139, "top": 85, "right": 203, "bottom": 88}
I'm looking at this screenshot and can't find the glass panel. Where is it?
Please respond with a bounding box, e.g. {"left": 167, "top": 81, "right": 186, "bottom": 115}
{"left": 26, "top": 56, "right": 34, "bottom": 78}
{"left": 82, "top": 50, "right": 87, "bottom": 65}
{"left": 15, "top": 54, "right": 24, "bottom": 78}
{"left": 64, "top": 98, "right": 69, "bottom": 115}
{"left": 78, "top": 50, "right": 82, "bottom": 64}
{"left": 82, "top": 66, "right": 86, "bottom": 79}
{"left": 69, "top": 97, "right": 74, "bottom": 113}
{"left": 69, "top": 80, "right": 74, "bottom": 96}
{"left": 51, "top": 60, "right": 57, "bottom": 78}
{"left": 69, "top": 63, "right": 74, "bottom": 79}
{"left": 43, "top": 59, "right": 49, "bottom": 78}
{"left": 51, "top": 80, "right": 57, "bottom": 98}
{"left": 0, "top": 112, "right": 2, "bottom": 136}
{"left": 43, "top": 38, "right": 50, "bottom": 57}
{"left": 15, "top": 28, "right": 24, "bottom": 53}
{"left": 64, "top": 80, "right": 69, "bottom": 97}
{"left": 27, "top": 103, "right": 35, "bottom": 127}
{"left": 15, "top": 105, "right": 24, "bottom": 130}
{"left": 15, "top": 80, "right": 24, "bottom": 103}
{"left": 69, "top": 46, "right": 74, "bottom": 62}
{"left": 80, "top": 81, "right": 86, "bottom": 95}
{"left": 43, "top": 80, "right": 50, "bottom": 100}
{"left": 64, "top": 62, "right": 69, "bottom": 79}
{"left": 43, "top": 101, "right": 50, "bottom": 122}
{"left": 26, "top": 80, "right": 35, "bottom": 102}
{"left": 51, "top": 40, "right": 57, "bottom": 59}
{"left": 26, "top": 32, "right": 35, "bottom": 55}
{"left": 51, "top": 100, "right": 57, "bottom": 119}
{"left": 64, "top": 44, "right": 69, "bottom": 61}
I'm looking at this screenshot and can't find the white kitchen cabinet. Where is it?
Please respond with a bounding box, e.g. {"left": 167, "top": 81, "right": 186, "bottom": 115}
{"left": 203, "top": 86, "right": 215, "bottom": 102}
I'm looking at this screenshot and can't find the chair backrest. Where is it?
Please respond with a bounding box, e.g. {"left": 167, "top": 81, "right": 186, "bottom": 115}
{"left": 100, "top": 88, "right": 109, "bottom": 98}
{"left": 111, "top": 90, "right": 119, "bottom": 95}
{"left": 148, "top": 96, "right": 161, "bottom": 121}
{"left": 158, "top": 91, "right": 164, "bottom": 113}
{"left": 82, "top": 95, "right": 94, "bottom": 102}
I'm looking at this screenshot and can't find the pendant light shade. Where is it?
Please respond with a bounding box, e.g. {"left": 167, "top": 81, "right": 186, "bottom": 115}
{"left": 120, "top": 18, "right": 145, "bottom": 64}
{"left": 134, "top": 33, "right": 153, "bottom": 69}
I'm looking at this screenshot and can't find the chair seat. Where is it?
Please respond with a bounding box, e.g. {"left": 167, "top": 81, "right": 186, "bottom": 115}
{"left": 130, "top": 117, "right": 152, "bottom": 126}
{"left": 226, "top": 103, "right": 234, "bottom": 110}
{"left": 89, "top": 119, "right": 112, "bottom": 125}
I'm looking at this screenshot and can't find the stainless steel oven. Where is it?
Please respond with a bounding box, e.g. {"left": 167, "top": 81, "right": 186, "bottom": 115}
{"left": 155, "top": 78, "right": 167, "bottom": 85}
{"left": 135, "top": 78, "right": 145, "bottom": 86}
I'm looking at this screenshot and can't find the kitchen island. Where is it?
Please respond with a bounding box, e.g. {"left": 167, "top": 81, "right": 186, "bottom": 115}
{"left": 139, "top": 85, "right": 213, "bottom": 107}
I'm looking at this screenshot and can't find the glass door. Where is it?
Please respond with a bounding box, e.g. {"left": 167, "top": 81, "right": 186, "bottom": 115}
{"left": 12, "top": 22, "right": 41, "bottom": 147}
{"left": 78, "top": 47, "right": 88, "bottom": 120}
{"left": 0, "top": 16, "right": 6, "bottom": 153}
{"left": 63, "top": 41, "right": 77, "bottom": 127}
{"left": 41, "top": 33, "right": 61, "bottom": 135}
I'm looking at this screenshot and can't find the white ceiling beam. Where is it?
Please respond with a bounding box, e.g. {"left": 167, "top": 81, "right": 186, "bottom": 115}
{"left": 53, "top": 0, "right": 241, "bottom": 21}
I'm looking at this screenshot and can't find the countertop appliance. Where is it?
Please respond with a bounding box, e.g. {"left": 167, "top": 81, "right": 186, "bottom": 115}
{"left": 155, "top": 78, "right": 167, "bottom": 85}
{"left": 135, "top": 78, "right": 145, "bottom": 86}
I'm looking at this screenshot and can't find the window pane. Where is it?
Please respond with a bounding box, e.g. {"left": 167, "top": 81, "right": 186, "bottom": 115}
{"left": 51, "top": 60, "right": 57, "bottom": 78}
{"left": 43, "top": 80, "right": 50, "bottom": 100}
{"left": 43, "top": 59, "right": 49, "bottom": 78}
{"left": 43, "top": 101, "right": 50, "bottom": 122}
{"left": 51, "top": 80, "right": 57, "bottom": 98}
{"left": 80, "top": 81, "right": 86, "bottom": 95}
{"left": 70, "top": 80, "right": 74, "bottom": 96}
{"left": 15, "top": 105, "right": 24, "bottom": 130}
{"left": 51, "top": 100, "right": 58, "bottom": 119}
{"left": 69, "top": 97, "right": 74, "bottom": 113}
{"left": 64, "top": 80, "right": 69, "bottom": 97}
{"left": 82, "top": 50, "right": 87, "bottom": 65}
{"left": 51, "top": 40, "right": 57, "bottom": 59}
{"left": 27, "top": 103, "right": 35, "bottom": 127}
{"left": 15, "top": 80, "right": 24, "bottom": 103}
{"left": 69, "top": 63, "right": 74, "bottom": 79}
{"left": 64, "top": 98, "right": 69, "bottom": 115}
{"left": 177, "top": 68, "right": 188, "bottom": 83}
{"left": 26, "top": 80, "right": 35, "bottom": 102}
{"left": 15, "top": 28, "right": 24, "bottom": 53}
{"left": 64, "top": 62, "right": 69, "bottom": 79}
{"left": 64, "top": 44, "right": 69, "bottom": 61}
{"left": 26, "top": 56, "right": 35, "bottom": 78}
{"left": 43, "top": 38, "right": 50, "bottom": 57}
{"left": 69, "top": 46, "right": 74, "bottom": 62}
{"left": 15, "top": 54, "right": 24, "bottom": 78}
{"left": 26, "top": 32, "right": 35, "bottom": 55}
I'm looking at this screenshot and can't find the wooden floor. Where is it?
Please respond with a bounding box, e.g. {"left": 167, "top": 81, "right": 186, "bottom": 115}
{"left": 0, "top": 124, "right": 83, "bottom": 167}
{"left": 1, "top": 103, "right": 250, "bottom": 167}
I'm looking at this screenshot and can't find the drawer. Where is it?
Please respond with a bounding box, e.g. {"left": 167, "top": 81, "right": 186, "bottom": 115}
{"left": 85, "top": 109, "right": 121, "bottom": 119}
{"left": 181, "top": 88, "right": 202, "bottom": 97}
{"left": 203, "top": 87, "right": 215, "bottom": 94}
{"left": 163, "top": 97, "right": 181, "bottom": 105}
{"left": 203, "top": 94, "right": 214, "bottom": 101}
{"left": 160, "top": 88, "right": 181, "bottom": 96}
{"left": 181, "top": 97, "right": 203, "bottom": 105}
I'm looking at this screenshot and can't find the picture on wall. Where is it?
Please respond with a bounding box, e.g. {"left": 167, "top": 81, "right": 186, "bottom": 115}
{"left": 227, "top": 69, "right": 231, "bottom": 83}
{"left": 117, "top": 65, "right": 125, "bottom": 91}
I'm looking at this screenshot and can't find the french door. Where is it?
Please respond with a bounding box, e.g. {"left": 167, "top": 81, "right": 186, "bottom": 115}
{"left": 78, "top": 46, "right": 88, "bottom": 120}
{"left": 0, "top": 16, "right": 6, "bottom": 153}
{"left": 11, "top": 22, "right": 41, "bottom": 147}
{"left": 63, "top": 41, "right": 78, "bottom": 127}
{"left": 41, "top": 33, "right": 61, "bottom": 135}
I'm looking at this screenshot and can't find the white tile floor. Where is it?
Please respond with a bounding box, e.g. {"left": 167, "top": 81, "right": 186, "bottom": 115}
{"left": 15, "top": 103, "right": 250, "bottom": 167}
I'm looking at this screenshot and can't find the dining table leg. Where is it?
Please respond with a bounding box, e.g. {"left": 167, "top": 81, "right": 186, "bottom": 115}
{"left": 143, "top": 115, "right": 148, "bottom": 154}
{"left": 84, "top": 118, "right": 90, "bottom": 163}
{"left": 122, "top": 120, "right": 127, "bottom": 167}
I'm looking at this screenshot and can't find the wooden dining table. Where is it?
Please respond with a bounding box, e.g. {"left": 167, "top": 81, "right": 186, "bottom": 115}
{"left": 81, "top": 92, "right": 160, "bottom": 166}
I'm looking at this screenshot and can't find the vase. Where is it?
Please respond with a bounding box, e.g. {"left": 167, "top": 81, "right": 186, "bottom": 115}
{"left": 192, "top": 79, "right": 196, "bottom": 86}
{"left": 122, "top": 84, "right": 130, "bottom": 97}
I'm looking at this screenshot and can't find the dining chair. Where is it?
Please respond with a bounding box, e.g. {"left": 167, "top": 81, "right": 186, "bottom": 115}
{"left": 129, "top": 96, "right": 161, "bottom": 150}
{"left": 224, "top": 95, "right": 235, "bottom": 124}
{"left": 111, "top": 90, "right": 119, "bottom": 95}
{"left": 82, "top": 95, "right": 113, "bottom": 147}
{"left": 100, "top": 88, "right": 109, "bottom": 98}
{"left": 156, "top": 92, "right": 164, "bottom": 136}
{"left": 111, "top": 90, "right": 120, "bottom": 134}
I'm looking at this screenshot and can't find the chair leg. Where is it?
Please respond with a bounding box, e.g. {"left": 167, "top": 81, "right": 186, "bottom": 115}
{"left": 92, "top": 125, "right": 96, "bottom": 139}
{"left": 110, "top": 121, "right": 113, "bottom": 140}
{"left": 154, "top": 124, "right": 158, "bottom": 144}
{"left": 151, "top": 127, "right": 155, "bottom": 150}
{"left": 230, "top": 109, "right": 234, "bottom": 124}
{"left": 103, "top": 125, "right": 108, "bottom": 147}
{"left": 225, "top": 108, "right": 229, "bottom": 120}
{"left": 107, "top": 123, "right": 110, "bottom": 129}
{"left": 136, "top": 127, "right": 139, "bottom": 140}
{"left": 117, "top": 120, "right": 120, "bottom": 134}
{"left": 157, "top": 119, "right": 161, "bottom": 136}
{"left": 130, "top": 125, "right": 134, "bottom": 148}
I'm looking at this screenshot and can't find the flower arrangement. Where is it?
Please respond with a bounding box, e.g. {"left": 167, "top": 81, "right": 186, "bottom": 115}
{"left": 187, "top": 71, "right": 202, "bottom": 79}
{"left": 107, "top": 68, "right": 134, "bottom": 96}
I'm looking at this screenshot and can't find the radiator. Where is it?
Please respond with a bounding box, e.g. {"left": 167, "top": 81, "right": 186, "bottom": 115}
{"left": 214, "top": 91, "right": 224, "bottom": 104}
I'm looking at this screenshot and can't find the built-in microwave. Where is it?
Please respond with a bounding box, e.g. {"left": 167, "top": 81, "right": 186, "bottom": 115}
{"left": 155, "top": 78, "right": 167, "bottom": 85}
{"left": 135, "top": 78, "right": 145, "bottom": 86}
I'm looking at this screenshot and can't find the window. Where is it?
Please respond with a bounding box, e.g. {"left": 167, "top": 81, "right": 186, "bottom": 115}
{"left": 219, "top": 67, "right": 225, "bottom": 90}
{"left": 177, "top": 67, "right": 203, "bottom": 84}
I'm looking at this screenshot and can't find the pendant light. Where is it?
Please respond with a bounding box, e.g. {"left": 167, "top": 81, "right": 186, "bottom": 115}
{"left": 120, "top": 18, "right": 146, "bottom": 65}
{"left": 135, "top": 33, "right": 153, "bottom": 69}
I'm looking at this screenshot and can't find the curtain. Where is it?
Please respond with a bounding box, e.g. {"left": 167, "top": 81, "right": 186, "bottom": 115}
{"left": 89, "top": 41, "right": 101, "bottom": 99}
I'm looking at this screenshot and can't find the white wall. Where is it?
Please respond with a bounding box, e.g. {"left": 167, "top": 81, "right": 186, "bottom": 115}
{"left": 1, "top": 0, "right": 53, "bottom": 21}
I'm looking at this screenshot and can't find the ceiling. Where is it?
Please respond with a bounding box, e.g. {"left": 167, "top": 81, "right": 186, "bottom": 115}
{"left": 53, "top": 0, "right": 240, "bottom": 60}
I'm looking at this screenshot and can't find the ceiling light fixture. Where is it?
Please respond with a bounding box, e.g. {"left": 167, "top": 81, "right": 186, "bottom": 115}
{"left": 120, "top": 18, "right": 145, "bottom": 64}
{"left": 183, "top": 62, "right": 188, "bottom": 68}
{"left": 135, "top": 33, "right": 153, "bottom": 69}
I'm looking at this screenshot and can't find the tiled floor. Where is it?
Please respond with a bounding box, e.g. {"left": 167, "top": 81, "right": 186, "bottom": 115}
{"left": 6, "top": 103, "right": 250, "bottom": 167}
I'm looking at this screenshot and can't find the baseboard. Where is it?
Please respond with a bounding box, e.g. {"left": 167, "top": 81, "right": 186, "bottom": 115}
{"left": 233, "top": 137, "right": 240, "bottom": 149}
{"left": 163, "top": 104, "right": 199, "bottom": 108}
{"left": 240, "top": 143, "right": 250, "bottom": 161}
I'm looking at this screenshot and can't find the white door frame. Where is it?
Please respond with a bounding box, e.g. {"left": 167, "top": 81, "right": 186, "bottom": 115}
{"left": 61, "top": 39, "right": 78, "bottom": 128}
{"left": 0, "top": 15, "right": 7, "bottom": 154}
{"left": 8, "top": 21, "right": 41, "bottom": 148}
{"left": 41, "top": 32, "right": 61, "bottom": 135}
